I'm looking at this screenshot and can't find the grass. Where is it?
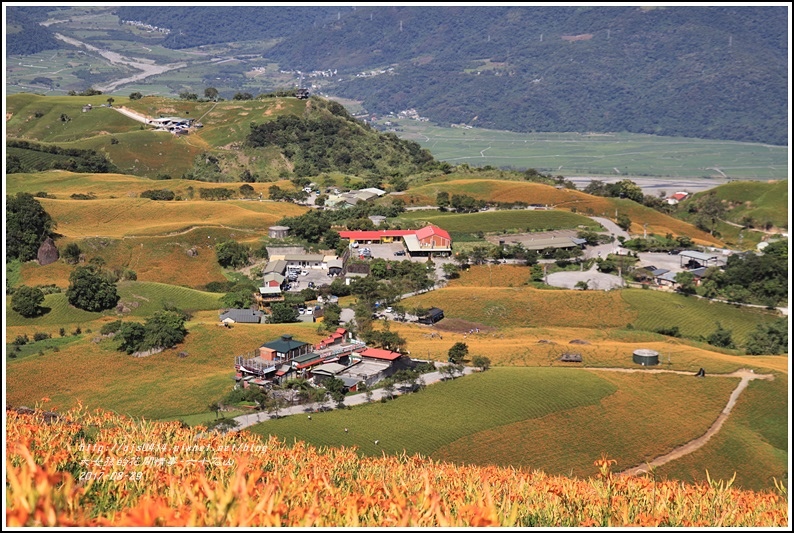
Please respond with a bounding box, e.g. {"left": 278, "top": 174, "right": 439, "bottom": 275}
{"left": 5, "top": 321, "right": 329, "bottom": 420}
{"left": 36, "top": 196, "right": 306, "bottom": 238}
{"left": 688, "top": 180, "right": 789, "bottom": 229}
{"left": 378, "top": 118, "right": 790, "bottom": 180}
{"left": 431, "top": 370, "right": 738, "bottom": 480}
{"left": 653, "top": 372, "right": 789, "bottom": 491}
{"left": 621, "top": 289, "right": 781, "bottom": 345}
{"left": 250, "top": 367, "right": 617, "bottom": 459}
{"left": 5, "top": 293, "right": 104, "bottom": 328}
{"left": 115, "top": 281, "right": 224, "bottom": 316}
{"left": 405, "top": 285, "right": 636, "bottom": 329}
{"left": 5, "top": 334, "right": 85, "bottom": 362}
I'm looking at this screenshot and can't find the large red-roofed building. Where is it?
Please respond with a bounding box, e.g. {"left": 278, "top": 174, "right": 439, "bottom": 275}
{"left": 339, "top": 225, "right": 452, "bottom": 258}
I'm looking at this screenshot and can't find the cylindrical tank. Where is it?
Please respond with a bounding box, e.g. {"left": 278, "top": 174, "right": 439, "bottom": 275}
{"left": 633, "top": 349, "right": 659, "bottom": 366}
{"left": 268, "top": 226, "right": 290, "bottom": 239}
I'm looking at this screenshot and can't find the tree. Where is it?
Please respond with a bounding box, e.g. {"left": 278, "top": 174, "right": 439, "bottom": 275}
{"left": 269, "top": 303, "right": 299, "bottom": 323}
{"left": 129, "top": 91, "right": 143, "bottom": 100}
{"left": 66, "top": 265, "right": 119, "bottom": 312}
{"left": 674, "top": 271, "right": 696, "bottom": 295}
{"left": 215, "top": 240, "right": 250, "bottom": 269}
{"left": 239, "top": 184, "right": 255, "bottom": 198}
{"left": 471, "top": 355, "right": 491, "bottom": 371}
{"left": 441, "top": 262, "right": 459, "bottom": 279}
{"left": 325, "top": 377, "right": 347, "bottom": 404}
{"left": 745, "top": 319, "right": 788, "bottom": 355}
{"left": 707, "top": 322, "right": 735, "bottom": 349}
{"left": 233, "top": 92, "right": 253, "bottom": 100}
{"left": 116, "top": 322, "right": 146, "bottom": 354}
{"left": 574, "top": 280, "right": 589, "bottom": 291}
{"left": 694, "top": 192, "right": 726, "bottom": 236}
{"left": 436, "top": 191, "right": 450, "bottom": 208}
{"left": 616, "top": 213, "right": 632, "bottom": 232}
{"left": 143, "top": 311, "right": 188, "bottom": 350}
{"left": 106, "top": 97, "right": 114, "bottom": 107}
{"left": 448, "top": 342, "right": 469, "bottom": 364}
{"left": 204, "top": 87, "right": 219, "bottom": 101}
{"left": 11, "top": 285, "right": 45, "bottom": 317}
{"left": 6, "top": 192, "right": 55, "bottom": 262}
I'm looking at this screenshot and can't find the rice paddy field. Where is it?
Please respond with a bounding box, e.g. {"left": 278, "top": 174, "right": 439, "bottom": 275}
{"left": 380, "top": 118, "right": 789, "bottom": 180}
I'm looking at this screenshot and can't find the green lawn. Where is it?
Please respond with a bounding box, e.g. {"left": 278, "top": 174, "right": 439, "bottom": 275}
{"left": 116, "top": 281, "right": 223, "bottom": 316}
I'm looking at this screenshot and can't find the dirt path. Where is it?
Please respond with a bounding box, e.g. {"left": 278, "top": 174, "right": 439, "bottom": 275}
{"left": 584, "top": 368, "right": 775, "bottom": 477}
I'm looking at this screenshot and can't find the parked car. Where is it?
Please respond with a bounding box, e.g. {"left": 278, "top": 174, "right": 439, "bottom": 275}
{"left": 385, "top": 307, "right": 393, "bottom": 313}
{"left": 394, "top": 250, "right": 406, "bottom": 256}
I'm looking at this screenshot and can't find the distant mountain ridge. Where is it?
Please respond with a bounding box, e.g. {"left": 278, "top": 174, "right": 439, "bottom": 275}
{"left": 11, "top": 6, "right": 789, "bottom": 145}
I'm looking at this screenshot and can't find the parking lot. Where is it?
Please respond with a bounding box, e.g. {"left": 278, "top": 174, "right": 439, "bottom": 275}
{"left": 351, "top": 242, "right": 408, "bottom": 260}
{"left": 285, "top": 267, "right": 336, "bottom": 292}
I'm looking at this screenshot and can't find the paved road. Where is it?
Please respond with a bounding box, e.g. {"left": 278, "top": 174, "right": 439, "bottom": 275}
{"left": 229, "top": 364, "right": 475, "bottom": 432}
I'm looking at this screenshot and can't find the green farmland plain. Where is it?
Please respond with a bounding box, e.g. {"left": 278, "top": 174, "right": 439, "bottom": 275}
{"left": 378, "top": 118, "right": 789, "bottom": 180}
{"left": 398, "top": 209, "right": 602, "bottom": 235}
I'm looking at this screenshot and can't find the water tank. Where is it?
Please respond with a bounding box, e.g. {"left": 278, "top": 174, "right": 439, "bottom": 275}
{"left": 633, "top": 349, "right": 659, "bottom": 366}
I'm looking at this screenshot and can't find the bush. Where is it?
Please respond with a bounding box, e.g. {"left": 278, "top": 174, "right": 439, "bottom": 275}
{"left": 100, "top": 320, "right": 124, "bottom": 335}
{"left": 11, "top": 285, "right": 45, "bottom": 317}
{"left": 140, "top": 189, "right": 175, "bottom": 201}
{"left": 13, "top": 334, "right": 29, "bottom": 346}
{"left": 33, "top": 332, "right": 51, "bottom": 342}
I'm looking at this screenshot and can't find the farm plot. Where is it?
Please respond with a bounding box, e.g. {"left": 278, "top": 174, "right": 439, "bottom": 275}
{"left": 621, "top": 289, "right": 781, "bottom": 345}
{"left": 405, "top": 286, "right": 635, "bottom": 329}
{"left": 431, "top": 371, "right": 739, "bottom": 481}
{"left": 381, "top": 119, "right": 789, "bottom": 180}
{"left": 5, "top": 321, "right": 328, "bottom": 420}
{"left": 387, "top": 322, "right": 756, "bottom": 374}
{"left": 652, "top": 373, "right": 788, "bottom": 492}
{"left": 398, "top": 209, "right": 601, "bottom": 235}
{"left": 249, "top": 367, "right": 617, "bottom": 459}
{"left": 37, "top": 197, "right": 306, "bottom": 238}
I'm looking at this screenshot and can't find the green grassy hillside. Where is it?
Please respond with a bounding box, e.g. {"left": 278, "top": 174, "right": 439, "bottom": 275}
{"left": 7, "top": 93, "right": 442, "bottom": 181}
{"left": 679, "top": 180, "right": 789, "bottom": 231}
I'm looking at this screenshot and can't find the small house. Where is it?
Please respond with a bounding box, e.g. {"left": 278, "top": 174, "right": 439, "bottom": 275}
{"left": 220, "top": 308, "right": 263, "bottom": 324}
{"left": 259, "top": 334, "right": 311, "bottom": 362}
{"left": 417, "top": 307, "right": 444, "bottom": 325}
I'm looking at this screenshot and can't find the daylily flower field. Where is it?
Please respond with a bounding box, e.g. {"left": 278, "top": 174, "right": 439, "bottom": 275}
{"left": 6, "top": 403, "right": 788, "bottom": 527}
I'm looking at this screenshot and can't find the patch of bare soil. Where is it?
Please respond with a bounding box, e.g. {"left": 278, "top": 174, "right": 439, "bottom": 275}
{"left": 433, "top": 318, "right": 494, "bottom": 334}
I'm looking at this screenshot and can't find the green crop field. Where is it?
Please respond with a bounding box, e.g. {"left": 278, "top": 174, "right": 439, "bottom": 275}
{"left": 620, "top": 289, "right": 781, "bottom": 345}
{"left": 653, "top": 373, "right": 788, "bottom": 492}
{"left": 115, "top": 281, "right": 224, "bottom": 316}
{"left": 249, "top": 368, "right": 743, "bottom": 483}
{"left": 685, "top": 180, "right": 790, "bottom": 230}
{"left": 6, "top": 293, "right": 103, "bottom": 328}
{"left": 251, "top": 367, "right": 617, "bottom": 458}
{"left": 432, "top": 370, "right": 738, "bottom": 481}
{"left": 397, "top": 209, "right": 602, "bottom": 235}
{"left": 378, "top": 118, "right": 789, "bottom": 180}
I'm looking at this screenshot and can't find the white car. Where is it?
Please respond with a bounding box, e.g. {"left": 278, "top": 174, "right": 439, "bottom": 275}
{"left": 385, "top": 307, "right": 393, "bottom": 313}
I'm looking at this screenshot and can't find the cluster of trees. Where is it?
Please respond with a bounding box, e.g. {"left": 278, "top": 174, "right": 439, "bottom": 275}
{"left": 105, "top": 310, "right": 189, "bottom": 355}
{"left": 6, "top": 193, "right": 55, "bottom": 263}
{"left": 11, "top": 285, "right": 47, "bottom": 318}
{"left": 140, "top": 189, "right": 176, "bottom": 201}
{"left": 198, "top": 187, "right": 236, "bottom": 200}
{"left": 66, "top": 265, "right": 119, "bottom": 312}
{"left": 6, "top": 140, "right": 118, "bottom": 174}
{"left": 268, "top": 184, "right": 307, "bottom": 203}
{"left": 245, "top": 99, "right": 439, "bottom": 178}
{"left": 436, "top": 192, "right": 487, "bottom": 213}
{"left": 693, "top": 241, "right": 788, "bottom": 306}
{"left": 6, "top": 7, "right": 60, "bottom": 55}
{"left": 215, "top": 240, "right": 251, "bottom": 269}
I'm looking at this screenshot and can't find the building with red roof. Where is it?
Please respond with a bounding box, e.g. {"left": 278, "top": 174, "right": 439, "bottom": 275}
{"left": 338, "top": 225, "right": 452, "bottom": 258}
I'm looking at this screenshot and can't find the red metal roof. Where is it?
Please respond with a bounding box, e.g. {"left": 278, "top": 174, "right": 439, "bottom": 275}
{"left": 415, "top": 224, "right": 451, "bottom": 241}
{"left": 359, "top": 348, "right": 402, "bottom": 361}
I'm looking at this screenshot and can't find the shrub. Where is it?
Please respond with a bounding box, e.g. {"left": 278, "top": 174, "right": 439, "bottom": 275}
{"left": 140, "top": 189, "right": 175, "bottom": 201}
{"left": 33, "top": 332, "right": 51, "bottom": 342}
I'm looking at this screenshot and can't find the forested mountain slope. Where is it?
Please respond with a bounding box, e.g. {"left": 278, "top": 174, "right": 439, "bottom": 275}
{"left": 112, "top": 5, "right": 788, "bottom": 145}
